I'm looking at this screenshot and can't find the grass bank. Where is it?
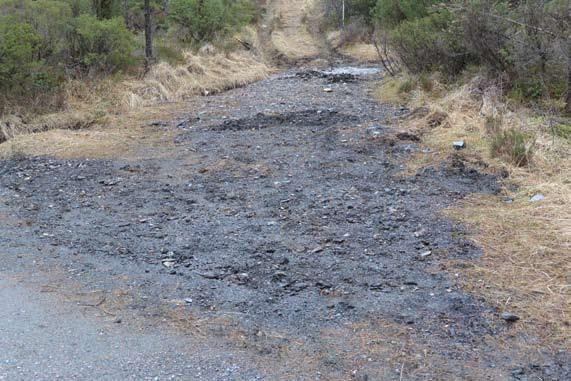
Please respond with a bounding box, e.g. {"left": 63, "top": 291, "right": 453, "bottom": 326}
{"left": 0, "top": 44, "right": 272, "bottom": 159}
{"left": 376, "top": 73, "right": 570, "bottom": 349}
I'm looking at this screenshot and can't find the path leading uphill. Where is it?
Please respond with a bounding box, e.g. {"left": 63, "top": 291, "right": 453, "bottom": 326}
{"left": 0, "top": 66, "right": 568, "bottom": 380}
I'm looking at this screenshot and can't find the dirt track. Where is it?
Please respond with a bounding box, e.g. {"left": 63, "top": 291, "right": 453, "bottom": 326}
{"left": 0, "top": 67, "right": 569, "bottom": 380}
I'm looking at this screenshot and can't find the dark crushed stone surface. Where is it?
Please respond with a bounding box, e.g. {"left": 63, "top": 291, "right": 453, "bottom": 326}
{"left": 294, "top": 70, "right": 358, "bottom": 83}
{"left": 0, "top": 67, "right": 568, "bottom": 380}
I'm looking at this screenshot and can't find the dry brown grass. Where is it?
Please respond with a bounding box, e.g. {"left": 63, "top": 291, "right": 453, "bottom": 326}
{"left": 446, "top": 191, "right": 570, "bottom": 349}
{"left": 377, "top": 74, "right": 571, "bottom": 349}
{"left": 267, "top": 0, "right": 322, "bottom": 61}
{"left": 0, "top": 46, "right": 271, "bottom": 155}
{"left": 317, "top": 318, "right": 513, "bottom": 380}
{"left": 121, "top": 49, "right": 272, "bottom": 110}
{"left": 0, "top": 111, "right": 98, "bottom": 144}
{"left": 339, "top": 43, "right": 378, "bottom": 62}
{"left": 374, "top": 77, "right": 414, "bottom": 106}
{"left": 0, "top": 104, "right": 185, "bottom": 160}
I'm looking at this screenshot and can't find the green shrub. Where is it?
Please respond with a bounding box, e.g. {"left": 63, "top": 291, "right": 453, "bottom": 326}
{"left": 230, "top": 0, "right": 259, "bottom": 26}
{"left": 370, "top": 0, "right": 569, "bottom": 112}
{"left": 512, "top": 79, "right": 544, "bottom": 101}
{"left": 0, "top": 0, "right": 73, "bottom": 61}
{"left": 0, "top": 17, "right": 67, "bottom": 115}
{"left": 490, "top": 128, "right": 535, "bottom": 166}
{"left": 62, "top": 0, "right": 93, "bottom": 16}
{"left": 169, "top": 0, "right": 257, "bottom": 43}
{"left": 170, "top": 0, "right": 224, "bottom": 42}
{"left": 389, "top": 10, "right": 466, "bottom": 75}
{"left": 126, "top": 0, "right": 170, "bottom": 31}
{"left": 65, "top": 15, "right": 136, "bottom": 74}
{"left": 372, "top": 0, "right": 437, "bottom": 27}
{"left": 0, "top": 21, "right": 42, "bottom": 90}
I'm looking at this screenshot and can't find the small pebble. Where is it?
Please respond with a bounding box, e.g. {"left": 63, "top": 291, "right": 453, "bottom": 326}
{"left": 501, "top": 312, "right": 520, "bottom": 322}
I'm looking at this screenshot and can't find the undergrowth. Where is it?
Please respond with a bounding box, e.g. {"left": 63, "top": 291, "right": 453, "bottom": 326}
{"left": 489, "top": 129, "right": 535, "bottom": 167}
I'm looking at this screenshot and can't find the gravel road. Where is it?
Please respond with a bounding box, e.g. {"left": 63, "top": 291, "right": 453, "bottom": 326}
{"left": 0, "top": 66, "right": 568, "bottom": 380}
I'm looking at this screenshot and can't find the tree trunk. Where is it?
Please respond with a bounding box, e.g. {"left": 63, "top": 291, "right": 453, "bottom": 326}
{"left": 71, "top": 0, "right": 81, "bottom": 17}
{"left": 94, "top": 0, "right": 113, "bottom": 19}
{"left": 566, "top": 64, "right": 571, "bottom": 115}
{"left": 144, "top": 0, "right": 153, "bottom": 71}
{"left": 566, "top": 24, "right": 571, "bottom": 115}
{"left": 342, "top": 0, "right": 345, "bottom": 29}
{"left": 123, "top": 0, "right": 130, "bottom": 28}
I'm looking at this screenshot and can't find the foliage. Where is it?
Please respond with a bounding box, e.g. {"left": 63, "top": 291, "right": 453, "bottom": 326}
{"left": 93, "top": 0, "right": 115, "bottom": 19}
{"left": 169, "top": 0, "right": 258, "bottom": 43}
{"left": 372, "top": 0, "right": 436, "bottom": 26}
{"left": 65, "top": 15, "right": 136, "bottom": 73}
{"left": 63, "top": 0, "right": 93, "bottom": 16}
{"left": 0, "top": 0, "right": 136, "bottom": 79}
{"left": 0, "top": 0, "right": 73, "bottom": 61}
{"left": 0, "top": 20, "right": 42, "bottom": 90}
{"left": 360, "top": 0, "right": 570, "bottom": 111}
{"left": 0, "top": 17, "right": 65, "bottom": 115}
{"left": 389, "top": 9, "right": 466, "bottom": 75}
{"left": 0, "top": 0, "right": 261, "bottom": 116}
{"left": 125, "top": 0, "right": 170, "bottom": 31}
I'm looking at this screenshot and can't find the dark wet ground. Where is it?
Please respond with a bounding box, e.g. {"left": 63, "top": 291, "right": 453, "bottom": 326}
{"left": 0, "top": 67, "right": 569, "bottom": 380}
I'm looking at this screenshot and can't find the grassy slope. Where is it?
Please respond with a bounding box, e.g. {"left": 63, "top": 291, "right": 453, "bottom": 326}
{"left": 376, "top": 74, "right": 570, "bottom": 349}
{"left": 266, "top": 0, "right": 322, "bottom": 61}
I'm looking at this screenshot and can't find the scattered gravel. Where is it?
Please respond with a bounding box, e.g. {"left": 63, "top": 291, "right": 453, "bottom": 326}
{"left": 0, "top": 65, "right": 568, "bottom": 380}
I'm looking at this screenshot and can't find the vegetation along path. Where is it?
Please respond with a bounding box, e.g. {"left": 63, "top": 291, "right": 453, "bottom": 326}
{"left": 0, "top": 65, "right": 569, "bottom": 380}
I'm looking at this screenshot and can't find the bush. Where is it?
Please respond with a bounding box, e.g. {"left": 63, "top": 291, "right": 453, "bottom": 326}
{"left": 0, "top": 1, "right": 75, "bottom": 115}
{"left": 0, "top": 0, "right": 73, "bottom": 61}
{"left": 388, "top": 10, "right": 467, "bottom": 75}
{"left": 449, "top": 0, "right": 569, "bottom": 109}
{"left": 169, "top": 0, "right": 257, "bottom": 44}
{"left": 372, "top": 0, "right": 436, "bottom": 26}
{"left": 0, "top": 19, "right": 67, "bottom": 115}
{"left": 453, "top": 0, "right": 510, "bottom": 72}
{"left": 0, "top": 21, "right": 41, "bottom": 91}
{"left": 65, "top": 15, "right": 136, "bottom": 74}
{"left": 62, "top": 0, "right": 92, "bottom": 17}
{"left": 490, "top": 128, "right": 535, "bottom": 166}
{"left": 369, "top": 0, "right": 570, "bottom": 111}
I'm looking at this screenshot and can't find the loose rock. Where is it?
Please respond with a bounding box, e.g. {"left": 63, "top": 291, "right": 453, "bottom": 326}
{"left": 420, "top": 250, "right": 432, "bottom": 259}
{"left": 501, "top": 312, "right": 520, "bottom": 322}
